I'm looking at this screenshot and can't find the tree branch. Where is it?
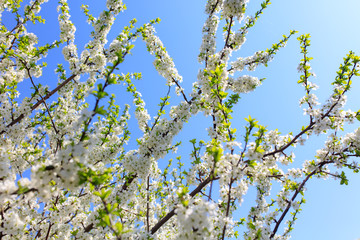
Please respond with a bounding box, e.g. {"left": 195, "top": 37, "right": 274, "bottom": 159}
{"left": 150, "top": 175, "right": 218, "bottom": 235}
{"left": 1, "top": 74, "right": 76, "bottom": 135}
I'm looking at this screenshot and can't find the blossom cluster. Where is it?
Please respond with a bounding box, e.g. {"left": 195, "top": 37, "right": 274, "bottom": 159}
{"left": 1, "top": 0, "right": 360, "bottom": 240}
{"left": 198, "top": 15, "right": 219, "bottom": 63}
{"left": 222, "top": 0, "right": 249, "bottom": 20}
{"left": 175, "top": 199, "right": 216, "bottom": 239}
{"left": 141, "top": 24, "right": 183, "bottom": 87}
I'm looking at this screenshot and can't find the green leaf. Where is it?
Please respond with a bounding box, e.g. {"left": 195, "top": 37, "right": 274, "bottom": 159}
{"left": 115, "top": 222, "right": 123, "bottom": 233}
{"left": 340, "top": 171, "right": 349, "bottom": 185}
{"left": 247, "top": 160, "right": 257, "bottom": 168}
{"left": 97, "top": 91, "right": 109, "bottom": 99}
{"left": 356, "top": 113, "right": 360, "bottom": 122}
{"left": 95, "top": 106, "right": 107, "bottom": 115}
{"left": 102, "top": 214, "right": 111, "bottom": 226}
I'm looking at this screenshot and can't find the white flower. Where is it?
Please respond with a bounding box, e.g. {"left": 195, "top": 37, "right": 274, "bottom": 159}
{"left": 223, "top": 0, "right": 249, "bottom": 20}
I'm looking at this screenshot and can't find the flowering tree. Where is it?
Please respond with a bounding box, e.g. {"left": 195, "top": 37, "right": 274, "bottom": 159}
{"left": 1, "top": 0, "right": 360, "bottom": 239}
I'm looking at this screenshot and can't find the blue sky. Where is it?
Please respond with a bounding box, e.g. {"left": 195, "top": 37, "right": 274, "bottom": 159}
{"left": 111, "top": 1, "right": 360, "bottom": 238}
{"left": 3, "top": 0, "right": 360, "bottom": 239}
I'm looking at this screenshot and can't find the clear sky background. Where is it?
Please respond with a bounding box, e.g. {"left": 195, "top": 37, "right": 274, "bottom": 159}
{"left": 3, "top": 0, "right": 360, "bottom": 239}
{"left": 114, "top": 1, "right": 360, "bottom": 239}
